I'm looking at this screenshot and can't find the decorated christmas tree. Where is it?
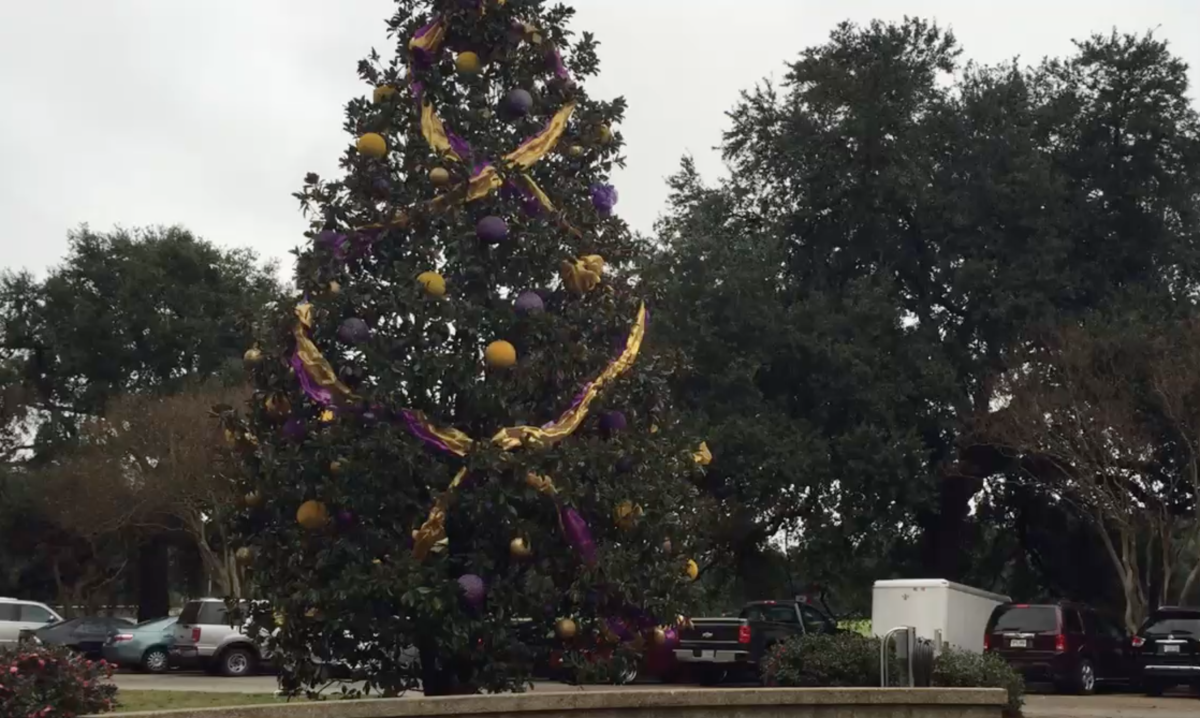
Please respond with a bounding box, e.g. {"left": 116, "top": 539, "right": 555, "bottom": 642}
{"left": 224, "top": 0, "right": 713, "bottom": 696}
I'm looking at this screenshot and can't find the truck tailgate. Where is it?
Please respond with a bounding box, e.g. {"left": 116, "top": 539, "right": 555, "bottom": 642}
{"left": 677, "top": 618, "right": 746, "bottom": 650}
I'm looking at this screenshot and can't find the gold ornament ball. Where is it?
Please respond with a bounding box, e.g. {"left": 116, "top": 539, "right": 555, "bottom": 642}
{"left": 509, "top": 537, "right": 532, "bottom": 559}
{"left": 597, "top": 125, "right": 614, "bottom": 144}
{"left": 614, "top": 500, "right": 641, "bottom": 531}
{"left": 568, "top": 145, "right": 584, "bottom": 158}
{"left": 329, "top": 459, "right": 344, "bottom": 474}
{"left": 652, "top": 627, "right": 667, "bottom": 646}
{"left": 372, "top": 85, "right": 397, "bottom": 104}
{"left": 429, "top": 167, "right": 451, "bottom": 186}
{"left": 685, "top": 558, "right": 700, "bottom": 581}
{"left": 244, "top": 491, "right": 263, "bottom": 509}
{"left": 296, "top": 500, "right": 330, "bottom": 530}
{"left": 243, "top": 347, "right": 263, "bottom": 366}
{"left": 356, "top": 132, "right": 387, "bottom": 158}
{"left": 455, "top": 51, "right": 482, "bottom": 75}
{"left": 328, "top": 281, "right": 342, "bottom": 295}
{"left": 485, "top": 340, "right": 517, "bottom": 369}
{"left": 265, "top": 394, "right": 291, "bottom": 419}
{"left": 556, "top": 618, "right": 577, "bottom": 640}
{"left": 417, "top": 271, "right": 446, "bottom": 297}
{"left": 235, "top": 546, "right": 254, "bottom": 565}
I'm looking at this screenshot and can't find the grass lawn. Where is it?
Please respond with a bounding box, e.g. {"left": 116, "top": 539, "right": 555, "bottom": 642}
{"left": 114, "top": 690, "right": 296, "bottom": 713}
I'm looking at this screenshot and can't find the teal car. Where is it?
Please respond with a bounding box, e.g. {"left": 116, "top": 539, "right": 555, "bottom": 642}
{"left": 101, "top": 617, "right": 179, "bottom": 673}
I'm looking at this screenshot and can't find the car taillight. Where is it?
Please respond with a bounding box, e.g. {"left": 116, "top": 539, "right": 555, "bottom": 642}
{"left": 191, "top": 627, "right": 201, "bottom": 642}
{"left": 738, "top": 625, "right": 751, "bottom": 644}
{"left": 1054, "top": 633, "right": 1066, "bottom": 653}
{"left": 983, "top": 633, "right": 991, "bottom": 651}
{"left": 111, "top": 634, "right": 134, "bottom": 643}
{"left": 1131, "top": 636, "right": 1145, "bottom": 648}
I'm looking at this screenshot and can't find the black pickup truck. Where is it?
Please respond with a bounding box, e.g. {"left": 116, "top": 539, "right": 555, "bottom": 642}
{"left": 675, "top": 599, "right": 839, "bottom": 684}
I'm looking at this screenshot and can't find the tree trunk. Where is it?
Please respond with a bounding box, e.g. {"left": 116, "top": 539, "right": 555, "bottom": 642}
{"left": 179, "top": 541, "right": 205, "bottom": 599}
{"left": 1179, "top": 554, "right": 1200, "bottom": 606}
{"left": 137, "top": 539, "right": 171, "bottom": 621}
{"left": 920, "top": 473, "right": 981, "bottom": 579}
{"left": 417, "top": 639, "right": 475, "bottom": 696}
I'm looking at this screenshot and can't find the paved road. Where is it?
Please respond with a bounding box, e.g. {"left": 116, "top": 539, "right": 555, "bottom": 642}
{"left": 1023, "top": 694, "right": 1198, "bottom": 718}
{"left": 112, "top": 674, "right": 1198, "bottom": 717}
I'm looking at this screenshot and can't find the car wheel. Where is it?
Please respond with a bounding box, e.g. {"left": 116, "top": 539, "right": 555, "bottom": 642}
{"left": 1144, "top": 679, "right": 1167, "bottom": 696}
{"left": 142, "top": 647, "right": 170, "bottom": 674}
{"left": 1075, "top": 659, "right": 1097, "bottom": 695}
{"left": 614, "top": 664, "right": 638, "bottom": 685}
{"left": 219, "top": 646, "right": 257, "bottom": 677}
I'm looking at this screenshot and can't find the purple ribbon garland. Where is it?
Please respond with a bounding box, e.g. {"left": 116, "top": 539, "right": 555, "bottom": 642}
{"left": 400, "top": 409, "right": 462, "bottom": 456}
{"left": 290, "top": 352, "right": 334, "bottom": 406}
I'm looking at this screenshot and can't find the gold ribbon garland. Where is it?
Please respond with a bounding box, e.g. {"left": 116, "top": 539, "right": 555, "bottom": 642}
{"left": 292, "top": 302, "right": 354, "bottom": 404}
{"left": 560, "top": 255, "right": 605, "bottom": 295}
{"left": 409, "top": 303, "right": 647, "bottom": 559}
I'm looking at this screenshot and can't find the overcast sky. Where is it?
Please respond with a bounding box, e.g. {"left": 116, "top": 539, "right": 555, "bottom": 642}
{"left": 2, "top": 0, "right": 1197, "bottom": 280}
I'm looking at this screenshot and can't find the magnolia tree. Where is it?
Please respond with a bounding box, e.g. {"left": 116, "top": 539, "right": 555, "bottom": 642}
{"left": 223, "top": 0, "right": 714, "bottom": 696}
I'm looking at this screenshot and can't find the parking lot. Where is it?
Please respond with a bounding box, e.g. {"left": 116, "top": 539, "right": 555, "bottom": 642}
{"left": 108, "top": 673, "right": 1198, "bottom": 718}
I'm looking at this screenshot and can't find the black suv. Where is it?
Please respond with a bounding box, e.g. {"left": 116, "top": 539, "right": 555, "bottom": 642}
{"left": 1134, "top": 605, "right": 1200, "bottom": 696}
{"left": 985, "top": 601, "right": 1132, "bottom": 694}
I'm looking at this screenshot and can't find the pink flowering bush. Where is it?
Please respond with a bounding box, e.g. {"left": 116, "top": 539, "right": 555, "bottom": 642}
{"left": 0, "top": 644, "right": 117, "bottom": 718}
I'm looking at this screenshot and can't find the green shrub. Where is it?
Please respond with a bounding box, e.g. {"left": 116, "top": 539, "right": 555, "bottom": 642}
{"left": 0, "top": 644, "right": 118, "bottom": 717}
{"left": 933, "top": 648, "right": 1024, "bottom": 717}
{"left": 762, "top": 632, "right": 897, "bottom": 687}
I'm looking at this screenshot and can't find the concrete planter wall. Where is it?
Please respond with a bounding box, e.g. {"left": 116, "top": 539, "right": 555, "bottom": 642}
{"left": 113, "top": 687, "right": 1008, "bottom": 718}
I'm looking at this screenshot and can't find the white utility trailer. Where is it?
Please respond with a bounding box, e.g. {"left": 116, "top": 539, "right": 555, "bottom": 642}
{"left": 872, "top": 578, "right": 1010, "bottom": 654}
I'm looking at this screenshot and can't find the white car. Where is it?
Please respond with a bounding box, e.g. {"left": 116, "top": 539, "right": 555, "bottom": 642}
{"left": 172, "top": 598, "right": 272, "bottom": 676}
{"left": 0, "top": 598, "right": 63, "bottom": 647}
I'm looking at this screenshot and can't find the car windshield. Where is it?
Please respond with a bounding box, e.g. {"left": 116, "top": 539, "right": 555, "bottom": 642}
{"left": 1141, "top": 612, "right": 1200, "bottom": 637}
{"left": 990, "top": 606, "right": 1057, "bottom": 633}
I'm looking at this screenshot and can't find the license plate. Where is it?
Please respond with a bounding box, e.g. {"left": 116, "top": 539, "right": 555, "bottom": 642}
{"left": 693, "top": 649, "right": 702, "bottom": 657}
{"left": 1162, "top": 645, "right": 1180, "bottom": 654}
{"left": 1009, "top": 639, "right": 1027, "bottom": 648}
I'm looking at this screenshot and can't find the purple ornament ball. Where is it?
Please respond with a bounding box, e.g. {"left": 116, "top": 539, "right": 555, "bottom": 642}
{"left": 514, "top": 290, "right": 544, "bottom": 315}
{"left": 337, "top": 317, "right": 370, "bottom": 345}
{"left": 591, "top": 184, "right": 619, "bottom": 217}
{"left": 282, "top": 417, "right": 307, "bottom": 443}
{"left": 476, "top": 215, "right": 509, "bottom": 244}
{"left": 600, "top": 410, "right": 627, "bottom": 434}
{"left": 504, "top": 88, "right": 533, "bottom": 117}
{"left": 457, "top": 574, "right": 486, "bottom": 609}
{"left": 607, "top": 617, "right": 633, "bottom": 642}
{"left": 662, "top": 627, "right": 679, "bottom": 650}
{"left": 337, "top": 509, "right": 354, "bottom": 526}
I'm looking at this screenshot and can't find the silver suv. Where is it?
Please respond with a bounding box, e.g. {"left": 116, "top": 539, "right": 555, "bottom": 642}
{"left": 172, "top": 598, "right": 268, "bottom": 677}
{"left": 0, "top": 598, "right": 62, "bottom": 647}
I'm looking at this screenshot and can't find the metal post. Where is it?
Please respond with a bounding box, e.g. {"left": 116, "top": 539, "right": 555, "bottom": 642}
{"left": 905, "top": 627, "right": 916, "bottom": 688}
{"left": 880, "top": 626, "right": 917, "bottom": 687}
{"left": 880, "top": 626, "right": 904, "bottom": 687}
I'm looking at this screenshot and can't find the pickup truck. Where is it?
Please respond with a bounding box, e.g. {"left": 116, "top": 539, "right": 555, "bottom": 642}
{"left": 675, "top": 599, "right": 839, "bottom": 684}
